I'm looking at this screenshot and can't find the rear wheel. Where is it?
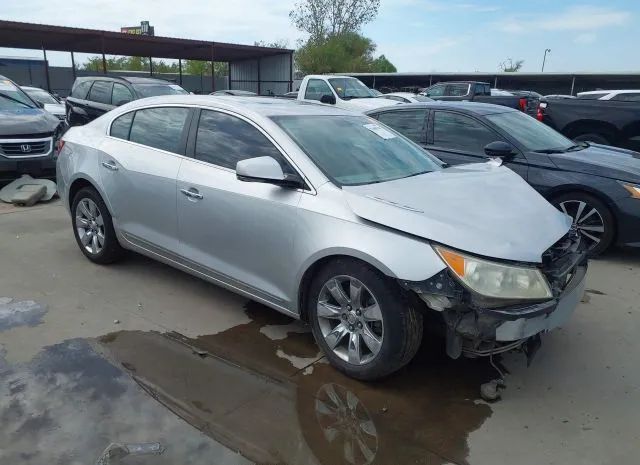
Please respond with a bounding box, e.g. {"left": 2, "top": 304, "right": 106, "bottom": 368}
{"left": 71, "top": 187, "right": 124, "bottom": 264}
{"left": 573, "top": 132, "right": 611, "bottom": 145}
{"left": 552, "top": 192, "right": 614, "bottom": 256}
{"left": 308, "top": 258, "right": 423, "bottom": 380}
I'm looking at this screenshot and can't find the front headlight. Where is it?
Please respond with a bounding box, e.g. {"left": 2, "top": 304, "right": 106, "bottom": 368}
{"left": 621, "top": 182, "right": 640, "bottom": 199}
{"left": 434, "top": 246, "right": 552, "bottom": 300}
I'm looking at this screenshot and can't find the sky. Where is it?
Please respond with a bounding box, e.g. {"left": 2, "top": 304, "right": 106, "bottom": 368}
{"left": 0, "top": 0, "right": 637, "bottom": 73}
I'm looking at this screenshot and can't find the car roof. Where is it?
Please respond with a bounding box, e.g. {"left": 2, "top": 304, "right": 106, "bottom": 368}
{"left": 75, "top": 75, "right": 174, "bottom": 85}
{"left": 384, "top": 92, "right": 417, "bottom": 97}
{"left": 20, "top": 86, "right": 44, "bottom": 91}
{"left": 120, "top": 94, "right": 360, "bottom": 117}
{"left": 366, "top": 101, "right": 517, "bottom": 115}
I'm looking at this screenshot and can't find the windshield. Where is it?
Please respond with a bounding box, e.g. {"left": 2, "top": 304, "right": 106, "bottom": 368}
{"left": 328, "top": 78, "right": 373, "bottom": 99}
{"left": 132, "top": 83, "right": 188, "bottom": 98}
{"left": 24, "top": 89, "right": 59, "bottom": 105}
{"left": 486, "top": 110, "right": 576, "bottom": 152}
{"left": 0, "top": 79, "right": 36, "bottom": 109}
{"left": 273, "top": 115, "right": 442, "bottom": 186}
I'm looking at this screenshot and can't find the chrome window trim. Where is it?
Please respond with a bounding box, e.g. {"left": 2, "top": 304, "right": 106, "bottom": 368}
{"left": 105, "top": 103, "right": 317, "bottom": 195}
{"left": 0, "top": 137, "right": 53, "bottom": 158}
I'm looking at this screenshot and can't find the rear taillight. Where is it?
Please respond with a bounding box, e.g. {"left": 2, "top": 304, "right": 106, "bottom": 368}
{"left": 536, "top": 101, "right": 547, "bottom": 121}
{"left": 518, "top": 97, "right": 527, "bottom": 111}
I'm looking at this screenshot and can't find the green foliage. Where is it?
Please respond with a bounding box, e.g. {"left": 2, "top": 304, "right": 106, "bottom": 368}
{"left": 254, "top": 40, "right": 289, "bottom": 49}
{"left": 499, "top": 58, "right": 524, "bottom": 72}
{"left": 295, "top": 32, "right": 396, "bottom": 74}
{"left": 80, "top": 56, "right": 227, "bottom": 76}
{"left": 370, "top": 54, "right": 396, "bottom": 73}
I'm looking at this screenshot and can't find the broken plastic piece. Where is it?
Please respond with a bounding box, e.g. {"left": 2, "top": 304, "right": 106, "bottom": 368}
{"left": 95, "top": 442, "right": 164, "bottom": 464}
{"left": 11, "top": 184, "right": 46, "bottom": 207}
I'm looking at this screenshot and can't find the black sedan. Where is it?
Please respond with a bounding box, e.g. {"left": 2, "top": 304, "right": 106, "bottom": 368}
{"left": 366, "top": 102, "right": 640, "bottom": 255}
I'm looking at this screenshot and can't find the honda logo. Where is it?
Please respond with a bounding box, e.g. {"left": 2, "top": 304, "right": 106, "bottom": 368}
{"left": 20, "top": 144, "right": 31, "bottom": 153}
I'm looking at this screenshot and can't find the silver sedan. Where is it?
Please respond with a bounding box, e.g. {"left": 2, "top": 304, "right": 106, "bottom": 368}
{"left": 57, "top": 95, "right": 587, "bottom": 380}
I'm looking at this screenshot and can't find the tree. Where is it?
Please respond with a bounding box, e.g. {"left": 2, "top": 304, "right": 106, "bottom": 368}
{"left": 370, "top": 54, "right": 396, "bottom": 73}
{"left": 499, "top": 58, "right": 524, "bottom": 72}
{"left": 290, "top": 0, "right": 380, "bottom": 40}
{"left": 295, "top": 32, "right": 395, "bottom": 74}
{"left": 254, "top": 40, "right": 289, "bottom": 49}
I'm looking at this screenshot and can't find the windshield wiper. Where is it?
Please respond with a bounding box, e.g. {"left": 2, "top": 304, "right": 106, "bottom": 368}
{"left": 531, "top": 148, "right": 566, "bottom": 154}
{"left": 566, "top": 143, "right": 588, "bottom": 151}
{"left": 0, "top": 93, "right": 33, "bottom": 108}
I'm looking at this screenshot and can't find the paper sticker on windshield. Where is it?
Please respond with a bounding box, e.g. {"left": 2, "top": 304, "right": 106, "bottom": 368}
{"left": 0, "top": 80, "right": 18, "bottom": 91}
{"left": 169, "top": 84, "right": 184, "bottom": 91}
{"left": 363, "top": 123, "right": 396, "bottom": 140}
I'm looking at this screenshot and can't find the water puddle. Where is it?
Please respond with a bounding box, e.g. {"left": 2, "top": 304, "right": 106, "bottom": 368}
{"left": 0, "top": 297, "right": 47, "bottom": 331}
{"left": 97, "top": 301, "right": 495, "bottom": 465}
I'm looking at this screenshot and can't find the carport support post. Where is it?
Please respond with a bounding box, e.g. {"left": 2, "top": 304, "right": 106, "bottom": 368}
{"left": 257, "top": 57, "right": 261, "bottom": 95}
{"left": 570, "top": 75, "right": 576, "bottom": 96}
{"left": 42, "top": 47, "right": 51, "bottom": 92}
{"left": 289, "top": 52, "right": 293, "bottom": 92}
{"left": 70, "top": 51, "right": 76, "bottom": 80}
{"left": 228, "top": 61, "right": 232, "bottom": 90}
{"left": 101, "top": 34, "right": 107, "bottom": 74}
{"left": 178, "top": 59, "right": 183, "bottom": 86}
{"left": 149, "top": 57, "right": 153, "bottom": 76}
{"left": 494, "top": 76, "right": 498, "bottom": 88}
{"left": 210, "top": 45, "right": 215, "bottom": 93}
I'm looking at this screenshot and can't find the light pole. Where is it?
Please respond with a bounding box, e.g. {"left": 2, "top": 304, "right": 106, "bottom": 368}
{"left": 541, "top": 48, "right": 551, "bottom": 72}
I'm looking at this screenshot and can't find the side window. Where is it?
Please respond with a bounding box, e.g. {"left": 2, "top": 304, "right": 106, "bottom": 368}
{"left": 612, "top": 93, "right": 640, "bottom": 102}
{"left": 88, "top": 81, "right": 113, "bottom": 104}
{"left": 110, "top": 112, "right": 134, "bottom": 140}
{"left": 71, "top": 80, "right": 92, "bottom": 99}
{"left": 111, "top": 83, "right": 134, "bottom": 106}
{"left": 129, "top": 107, "right": 190, "bottom": 153}
{"left": 377, "top": 109, "right": 427, "bottom": 143}
{"left": 445, "top": 84, "right": 470, "bottom": 97}
{"left": 304, "top": 79, "right": 334, "bottom": 101}
{"left": 195, "top": 110, "right": 293, "bottom": 174}
{"left": 425, "top": 85, "right": 445, "bottom": 97}
{"left": 433, "top": 111, "right": 502, "bottom": 154}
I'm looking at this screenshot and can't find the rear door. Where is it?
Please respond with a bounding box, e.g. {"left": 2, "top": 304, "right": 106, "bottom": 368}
{"left": 99, "top": 106, "right": 192, "bottom": 253}
{"left": 85, "top": 81, "right": 115, "bottom": 122}
{"left": 66, "top": 80, "right": 94, "bottom": 125}
{"left": 177, "top": 108, "right": 303, "bottom": 306}
{"left": 426, "top": 110, "right": 528, "bottom": 179}
{"left": 375, "top": 108, "right": 428, "bottom": 145}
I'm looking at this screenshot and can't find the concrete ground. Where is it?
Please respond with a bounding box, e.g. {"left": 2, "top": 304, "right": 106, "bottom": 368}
{"left": 0, "top": 201, "right": 638, "bottom": 465}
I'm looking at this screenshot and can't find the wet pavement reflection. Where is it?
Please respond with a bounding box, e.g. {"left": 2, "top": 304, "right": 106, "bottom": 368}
{"left": 0, "top": 300, "right": 497, "bottom": 465}
{"left": 97, "top": 302, "right": 496, "bottom": 465}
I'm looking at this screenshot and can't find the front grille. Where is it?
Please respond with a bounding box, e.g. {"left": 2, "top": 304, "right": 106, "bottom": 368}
{"left": 0, "top": 138, "right": 52, "bottom": 158}
{"left": 541, "top": 228, "right": 586, "bottom": 295}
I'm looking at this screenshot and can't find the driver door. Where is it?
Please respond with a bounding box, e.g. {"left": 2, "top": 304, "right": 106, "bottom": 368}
{"left": 177, "top": 109, "right": 303, "bottom": 307}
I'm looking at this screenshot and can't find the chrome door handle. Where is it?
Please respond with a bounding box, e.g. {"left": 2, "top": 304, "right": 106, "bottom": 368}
{"left": 101, "top": 161, "right": 118, "bottom": 171}
{"left": 180, "top": 188, "right": 203, "bottom": 200}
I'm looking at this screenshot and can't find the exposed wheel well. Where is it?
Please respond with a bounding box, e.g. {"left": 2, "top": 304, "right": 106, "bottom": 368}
{"left": 297, "top": 255, "right": 387, "bottom": 322}
{"left": 563, "top": 120, "right": 619, "bottom": 143}
{"left": 68, "top": 178, "right": 97, "bottom": 210}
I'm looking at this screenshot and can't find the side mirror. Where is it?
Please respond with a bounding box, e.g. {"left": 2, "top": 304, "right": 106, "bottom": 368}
{"left": 320, "top": 94, "right": 336, "bottom": 105}
{"left": 116, "top": 99, "right": 132, "bottom": 106}
{"left": 236, "top": 156, "right": 304, "bottom": 189}
{"left": 484, "top": 141, "right": 516, "bottom": 160}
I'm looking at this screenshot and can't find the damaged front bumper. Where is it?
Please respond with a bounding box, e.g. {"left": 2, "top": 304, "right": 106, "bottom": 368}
{"left": 401, "top": 231, "right": 588, "bottom": 360}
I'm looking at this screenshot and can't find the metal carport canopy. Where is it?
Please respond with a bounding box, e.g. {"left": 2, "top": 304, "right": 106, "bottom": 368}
{"left": 0, "top": 20, "right": 293, "bottom": 61}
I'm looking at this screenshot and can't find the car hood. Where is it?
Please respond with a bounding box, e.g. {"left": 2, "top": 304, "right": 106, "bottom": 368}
{"left": 343, "top": 98, "right": 399, "bottom": 111}
{"left": 0, "top": 108, "right": 60, "bottom": 136}
{"left": 550, "top": 144, "right": 640, "bottom": 183}
{"left": 43, "top": 103, "right": 65, "bottom": 116}
{"left": 342, "top": 163, "right": 571, "bottom": 263}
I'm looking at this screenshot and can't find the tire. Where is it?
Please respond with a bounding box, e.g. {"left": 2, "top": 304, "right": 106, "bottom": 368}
{"left": 573, "top": 132, "right": 611, "bottom": 145}
{"left": 307, "top": 257, "right": 423, "bottom": 380}
{"left": 552, "top": 191, "right": 615, "bottom": 256}
{"left": 71, "top": 187, "right": 124, "bottom": 264}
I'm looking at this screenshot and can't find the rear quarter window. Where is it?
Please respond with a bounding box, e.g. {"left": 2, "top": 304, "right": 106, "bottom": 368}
{"left": 71, "top": 80, "right": 92, "bottom": 99}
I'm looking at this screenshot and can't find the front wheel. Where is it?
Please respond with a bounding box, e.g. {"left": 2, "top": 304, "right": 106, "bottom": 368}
{"left": 553, "top": 192, "right": 615, "bottom": 256}
{"left": 308, "top": 258, "right": 423, "bottom": 380}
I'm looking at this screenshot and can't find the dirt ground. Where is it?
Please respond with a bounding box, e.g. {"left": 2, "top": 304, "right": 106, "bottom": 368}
{"left": 1, "top": 200, "right": 638, "bottom": 465}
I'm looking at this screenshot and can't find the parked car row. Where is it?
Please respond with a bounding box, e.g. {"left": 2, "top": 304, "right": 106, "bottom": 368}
{"left": 58, "top": 95, "right": 591, "bottom": 382}
{"left": 0, "top": 75, "right": 63, "bottom": 182}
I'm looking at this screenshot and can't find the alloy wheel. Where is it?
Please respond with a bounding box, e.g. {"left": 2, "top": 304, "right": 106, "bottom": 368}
{"left": 316, "top": 276, "right": 384, "bottom": 365}
{"left": 315, "top": 383, "right": 378, "bottom": 465}
{"left": 75, "top": 198, "right": 105, "bottom": 255}
{"left": 558, "top": 200, "right": 605, "bottom": 251}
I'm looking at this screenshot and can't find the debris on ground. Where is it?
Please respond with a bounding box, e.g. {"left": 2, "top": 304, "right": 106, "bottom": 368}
{"left": 0, "top": 174, "right": 57, "bottom": 206}
{"left": 95, "top": 442, "right": 164, "bottom": 464}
